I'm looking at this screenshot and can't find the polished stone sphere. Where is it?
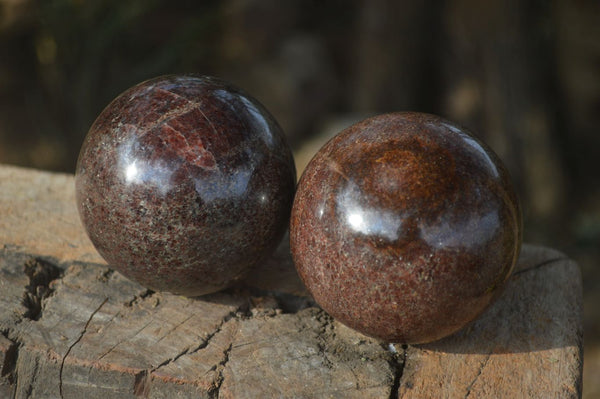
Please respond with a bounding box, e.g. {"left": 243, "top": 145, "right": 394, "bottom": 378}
{"left": 290, "top": 112, "right": 521, "bottom": 343}
{"left": 76, "top": 75, "right": 296, "bottom": 296}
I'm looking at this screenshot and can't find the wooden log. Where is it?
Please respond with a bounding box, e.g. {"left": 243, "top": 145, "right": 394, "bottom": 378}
{"left": 0, "top": 164, "right": 583, "bottom": 398}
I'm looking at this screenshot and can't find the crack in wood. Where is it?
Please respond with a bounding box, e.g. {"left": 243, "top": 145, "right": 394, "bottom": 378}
{"left": 154, "top": 313, "right": 196, "bottom": 346}
{"left": 512, "top": 257, "right": 566, "bottom": 276}
{"left": 132, "top": 344, "right": 192, "bottom": 399}
{"left": 11, "top": 362, "right": 18, "bottom": 399}
{"left": 1, "top": 327, "right": 22, "bottom": 399}
{"left": 59, "top": 297, "right": 108, "bottom": 399}
{"left": 388, "top": 344, "right": 407, "bottom": 399}
{"left": 133, "top": 369, "right": 150, "bottom": 398}
{"left": 22, "top": 258, "right": 63, "bottom": 321}
{"left": 96, "top": 319, "right": 155, "bottom": 362}
{"left": 464, "top": 353, "right": 491, "bottom": 398}
{"left": 23, "top": 354, "right": 39, "bottom": 399}
{"left": 152, "top": 347, "right": 191, "bottom": 375}
{"left": 1, "top": 330, "right": 18, "bottom": 384}
{"left": 200, "top": 307, "right": 245, "bottom": 347}
{"left": 208, "top": 343, "right": 232, "bottom": 399}
{"left": 146, "top": 307, "right": 242, "bottom": 396}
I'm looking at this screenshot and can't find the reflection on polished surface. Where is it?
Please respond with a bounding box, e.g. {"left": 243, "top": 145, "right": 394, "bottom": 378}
{"left": 336, "top": 177, "right": 501, "bottom": 250}
{"left": 76, "top": 75, "right": 296, "bottom": 297}
{"left": 337, "top": 181, "right": 403, "bottom": 241}
{"left": 291, "top": 112, "right": 521, "bottom": 344}
{"left": 420, "top": 209, "right": 500, "bottom": 250}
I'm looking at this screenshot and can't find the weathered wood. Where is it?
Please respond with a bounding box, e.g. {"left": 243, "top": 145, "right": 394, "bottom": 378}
{"left": 400, "top": 245, "right": 583, "bottom": 398}
{"left": 0, "top": 164, "right": 583, "bottom": 398}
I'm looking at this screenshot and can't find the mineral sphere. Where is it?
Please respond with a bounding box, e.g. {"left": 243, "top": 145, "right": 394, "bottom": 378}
{"left": 290, "top": 112, "right": 521, "bottom": 343}
{"left": 76, "top": 75, "right": 296, "bottom": 296}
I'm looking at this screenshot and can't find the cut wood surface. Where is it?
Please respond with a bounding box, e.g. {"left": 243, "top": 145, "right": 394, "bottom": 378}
{"left": 0, "top": 164, "right": 583, "bottom": 398}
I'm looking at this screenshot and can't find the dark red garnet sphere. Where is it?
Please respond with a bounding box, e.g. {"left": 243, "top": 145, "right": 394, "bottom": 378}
{"left": 290, "top": 112, "right": 521, "bottom": 343}
{"left": 76, "top": 75, "right": 296, "bottom": 296}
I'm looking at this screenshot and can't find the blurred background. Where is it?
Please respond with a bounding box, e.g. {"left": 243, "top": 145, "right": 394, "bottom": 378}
{"left": 0, "top": 0, "right": 598, "bottom": 395}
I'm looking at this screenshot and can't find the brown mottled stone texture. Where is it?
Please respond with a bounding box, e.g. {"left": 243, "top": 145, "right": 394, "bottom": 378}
{"left": 290, "top": 112, "right": 522, "bottom": 344}
{"left": 76, "top": 75, "right": 296, "bottom": 297}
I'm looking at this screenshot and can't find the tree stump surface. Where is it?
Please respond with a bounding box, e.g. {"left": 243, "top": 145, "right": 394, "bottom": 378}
{"left": 0, "top": 164, "right": 583, "bottom": 398}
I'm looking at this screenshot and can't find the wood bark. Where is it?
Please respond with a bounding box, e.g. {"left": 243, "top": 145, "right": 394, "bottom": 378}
{"left": 0, "top": 165, "right": 583, "bottom": 398}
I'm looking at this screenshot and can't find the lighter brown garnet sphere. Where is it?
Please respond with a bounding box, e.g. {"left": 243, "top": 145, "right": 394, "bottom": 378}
{"left": 290, "top": 112, "right": 522, "bottom": 344}
{"left": 76, "top": 75, "right": 296, "bottom": 297}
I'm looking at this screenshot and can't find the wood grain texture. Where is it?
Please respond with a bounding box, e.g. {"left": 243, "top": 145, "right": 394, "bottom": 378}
{"left": 0, "top": 164, "right": 583, "bottom": 398}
